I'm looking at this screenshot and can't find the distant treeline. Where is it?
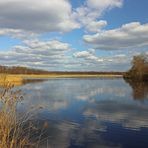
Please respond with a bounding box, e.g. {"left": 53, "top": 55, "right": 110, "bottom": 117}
{"left": 0, "top": 66, "right": 50, "bottom": 74}
{"left": 0, "top": 65, "right": 124, "bottom": 75}
{"left": 124, "top": 54, "right": 148, "bottom": 81}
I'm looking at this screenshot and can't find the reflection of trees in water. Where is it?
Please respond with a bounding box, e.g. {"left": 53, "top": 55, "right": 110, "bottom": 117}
{"left": 125, "top": 79, "right": 148, "bottom": 100}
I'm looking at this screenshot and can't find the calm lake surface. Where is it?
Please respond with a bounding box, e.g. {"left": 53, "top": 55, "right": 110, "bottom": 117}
{"left": 18, "top": 78, "right": 148, "bottom": 148}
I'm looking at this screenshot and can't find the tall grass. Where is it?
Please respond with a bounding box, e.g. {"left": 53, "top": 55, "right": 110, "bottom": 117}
{"left": 0, "top": 75, "right": 41, "bottom": 148}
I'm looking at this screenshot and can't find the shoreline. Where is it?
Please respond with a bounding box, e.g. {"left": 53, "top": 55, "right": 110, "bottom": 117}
{"left": 0, "top": 74, "right": 123, "bottom": 86}
{"left": 21, "top": 74, "right": 123, "bottom": 78}
{"left": 0, "top": 74, "right": 123, "bottom": 79}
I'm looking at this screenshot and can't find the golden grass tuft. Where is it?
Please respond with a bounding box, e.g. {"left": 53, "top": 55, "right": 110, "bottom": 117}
{"left": 0, "top": 74, "right": 23, "bottom": 86}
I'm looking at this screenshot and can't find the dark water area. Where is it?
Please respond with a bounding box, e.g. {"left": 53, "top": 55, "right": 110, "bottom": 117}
{"left": 17, "top": 78, "right": 148, "bottom": 148}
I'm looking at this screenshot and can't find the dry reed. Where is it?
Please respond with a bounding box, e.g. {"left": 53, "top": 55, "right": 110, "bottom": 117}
{"left": 0, "top": 75, "right": 42, "bottom": 148}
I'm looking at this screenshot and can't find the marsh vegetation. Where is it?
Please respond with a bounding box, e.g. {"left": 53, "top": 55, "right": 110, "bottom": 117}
{"left": 0, "top": 77, "right": 48, "bottom": 148}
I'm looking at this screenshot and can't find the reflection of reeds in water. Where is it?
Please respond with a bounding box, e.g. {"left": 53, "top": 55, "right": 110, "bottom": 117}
{"left": 22, "top": 79, "right": 47, "bottom": 85}
{"left": 0, "top": 76, "right": 47, "bottom": 148}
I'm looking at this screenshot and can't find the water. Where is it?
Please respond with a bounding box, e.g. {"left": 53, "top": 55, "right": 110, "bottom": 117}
{"left": 18, "top": 78, "right": 148, "bottom": 148}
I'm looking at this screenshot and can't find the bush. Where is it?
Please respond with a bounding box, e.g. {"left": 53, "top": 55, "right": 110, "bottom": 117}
{"left": 124, "top": 54, "right": 148, "bottom": 81}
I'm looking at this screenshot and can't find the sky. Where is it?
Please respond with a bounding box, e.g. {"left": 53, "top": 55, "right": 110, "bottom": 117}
{"left": 0, "top": 0, "right": 148, "bottom": 71}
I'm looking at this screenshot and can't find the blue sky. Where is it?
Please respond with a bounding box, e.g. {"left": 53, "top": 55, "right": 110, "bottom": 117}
{"left": 0, "top": 0, "right": 147, "bottom": 71}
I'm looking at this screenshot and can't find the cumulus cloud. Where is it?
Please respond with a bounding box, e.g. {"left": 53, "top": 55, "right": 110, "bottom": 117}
{"left": 0, "top": 28, "right": 37, "bottom": 39}
{"left": 74, "top": 50, "right": 104, "bottom": 63}
{"left": 73, "top": 48, "right": 133, "bottom": 71}
{"left": 0, "top": 0, "right": 123, "bottom": 35}
{"left": 84, "top": 22, "right": 148, "bottom": 50}
{"left": 0, "top": 39, "right": 76, "bottom": 70}
{"left": 74, "top": 50, "right": 129, "bottom": 64}
{"left": 0, "top": 40, "right": 130, "bottom": 71}
{"left": 0, "top": 0, "right": 79, "bottom": 33}
{"left": 85, "top": 20, "right": 107, "bottom": 33}
{"left": 87, "top": 0, "right": 123, "bottom": 9}
{"left": 0, "top": 0, "right": 141, "bottom": 71}
{"left": 21, "top": 39, "right": 71, "bottom": 53}
{"left": 73, "top": 0, "right": 123, "bottom": 32}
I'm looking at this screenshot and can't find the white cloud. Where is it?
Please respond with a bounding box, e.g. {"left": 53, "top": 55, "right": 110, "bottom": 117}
{"left": 74, "top": 50, "right": 129, "bottom": 64}
{"left": 0, "top": 0, "right": 142, "bottom": 71}
{"left": 0, "top": 0, "right": 79, "bottom": 33}
{"left": 73, "top": 0, "right": 123, "bottom": 32}
{"left": 22, "top": 39, "right": 71, "bottom": 53}
{"left": 85, "top": 20, "right": 107, "bottom": 33}
{"left": 87, "top": 0, "right": 123, "bottom": 10}
{"left": 84, "top": 22, "right": 148, "bottom": 50}
{"left": 73, "top": 49, "right": 133, "bottom": 71}
{"left": 74, "top": 50, "right": 104, "bottom": 63}
{"left": 0, "top": 39, "right": 75, "bottom": 70}
{"left": 0, "top": 28, "right": 37, "bottom": 39}
{"left": 0, "top": 0, "right": 124, "bottom": 35}
{"left": 0, "top": 39, "right": 130, "bottom": 71}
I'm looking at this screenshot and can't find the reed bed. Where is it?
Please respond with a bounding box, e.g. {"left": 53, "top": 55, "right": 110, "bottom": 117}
{"left": 0, "top": 76, "right": 45, "bottom": 148}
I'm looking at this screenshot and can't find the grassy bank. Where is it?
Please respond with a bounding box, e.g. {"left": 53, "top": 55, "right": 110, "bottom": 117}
{"left": 0, "top": 75, "right": 23, "bottom": 86}
{"left": 1, "top": 73, "right": 123, "bottom": 79}
{"left": 0, "top": 74, "right": 123, "bottom": 86}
